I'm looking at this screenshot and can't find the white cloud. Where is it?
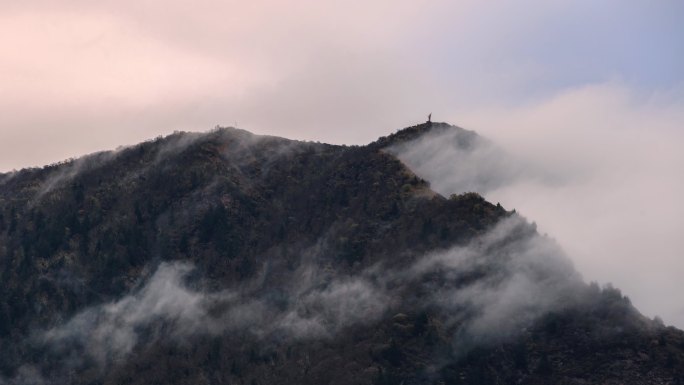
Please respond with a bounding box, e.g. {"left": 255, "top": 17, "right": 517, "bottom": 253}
{"left": 397, "top": 82, "right": 684, "bottom": 327}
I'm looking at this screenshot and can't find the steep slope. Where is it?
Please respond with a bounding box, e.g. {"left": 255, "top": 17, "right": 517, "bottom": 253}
{"left": 0, "top": 124, "right": 682, "bottom": 384}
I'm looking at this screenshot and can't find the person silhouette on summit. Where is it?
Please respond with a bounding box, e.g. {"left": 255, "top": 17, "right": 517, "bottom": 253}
{"left": 427, "top": 113, "right": 432, "bottom": 123}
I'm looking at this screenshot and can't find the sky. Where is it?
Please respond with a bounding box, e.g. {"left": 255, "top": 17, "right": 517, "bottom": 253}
{"left": 0, "top": 1, "right": 683, "bottom": 325}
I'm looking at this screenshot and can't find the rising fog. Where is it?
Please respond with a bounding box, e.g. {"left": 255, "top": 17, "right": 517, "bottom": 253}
{"left": 0, "top": 215, "right": 583, "bottom": 383}
{"left": 393, "top": 88, "right": 684, "bottom": 328}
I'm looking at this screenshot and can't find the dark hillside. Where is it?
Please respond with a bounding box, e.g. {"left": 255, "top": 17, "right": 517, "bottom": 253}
{"left": 0, "top": 124, "right": 682, "bottom": 384}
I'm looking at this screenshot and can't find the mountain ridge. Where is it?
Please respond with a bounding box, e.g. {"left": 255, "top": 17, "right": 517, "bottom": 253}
{"left": 0, "top": 124, "right": 682, "bottom": 384}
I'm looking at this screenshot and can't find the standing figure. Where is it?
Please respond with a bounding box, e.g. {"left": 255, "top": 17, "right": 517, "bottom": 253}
{"left": 428, "top": 113, "right": 432, "bottom": 123}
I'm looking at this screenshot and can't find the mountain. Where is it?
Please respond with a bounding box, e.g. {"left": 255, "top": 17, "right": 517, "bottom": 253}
{"left": 0, "top": 123, "right": 682, "bottom": 384}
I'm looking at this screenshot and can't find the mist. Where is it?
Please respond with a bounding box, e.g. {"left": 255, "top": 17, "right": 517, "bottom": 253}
{"left": 385, "top": 125, "right": 533, "bottom": 197}
{"left": 20, "top": 214, "right": 587, "bottom": 381}
{"left": 393, "top": 86, "right": 684, "bottom": 328}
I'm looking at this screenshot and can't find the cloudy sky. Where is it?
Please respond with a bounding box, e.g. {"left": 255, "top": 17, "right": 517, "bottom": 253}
{"left": 1, "top": 1, "right": 683, "bottom": 325}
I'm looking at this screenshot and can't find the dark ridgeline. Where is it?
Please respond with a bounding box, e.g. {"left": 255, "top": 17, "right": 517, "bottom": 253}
{"left": 0, "top": 124, "right": 681, "bottom": 384}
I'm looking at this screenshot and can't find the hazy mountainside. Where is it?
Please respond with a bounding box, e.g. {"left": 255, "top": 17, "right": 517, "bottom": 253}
{"left": 0, "top": 124, "right": 683, "bottom": 384}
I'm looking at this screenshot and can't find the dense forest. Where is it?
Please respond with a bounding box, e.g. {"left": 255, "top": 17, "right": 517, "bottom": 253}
{"left": 0, "top": 123, "right": 682, "bottom": 384}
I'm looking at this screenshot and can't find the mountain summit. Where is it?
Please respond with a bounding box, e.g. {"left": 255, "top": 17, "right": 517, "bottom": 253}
{"left": 0, "top": 125, "right": 682, "bottom": 384}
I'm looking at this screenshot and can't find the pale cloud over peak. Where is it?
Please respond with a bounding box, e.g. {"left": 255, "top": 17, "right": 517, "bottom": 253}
{"left": 453, "top": 83, "right": 684, "bottom": 326}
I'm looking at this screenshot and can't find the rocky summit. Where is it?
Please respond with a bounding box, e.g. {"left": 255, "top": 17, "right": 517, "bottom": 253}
{"left": 0, "top": 123, "right": 683, "bottom": 384}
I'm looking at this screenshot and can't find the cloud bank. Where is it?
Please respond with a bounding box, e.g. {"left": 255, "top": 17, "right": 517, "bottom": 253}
{"left": 395, "top": 83, "right": 684, "bottom": 327}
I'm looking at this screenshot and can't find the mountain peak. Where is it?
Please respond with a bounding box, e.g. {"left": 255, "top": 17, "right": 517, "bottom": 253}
{"left": 372, "top": 122, "right": 476, "bottom": 149}
{"left": 0, "top": 124, "right": 682, "bottom": 384}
